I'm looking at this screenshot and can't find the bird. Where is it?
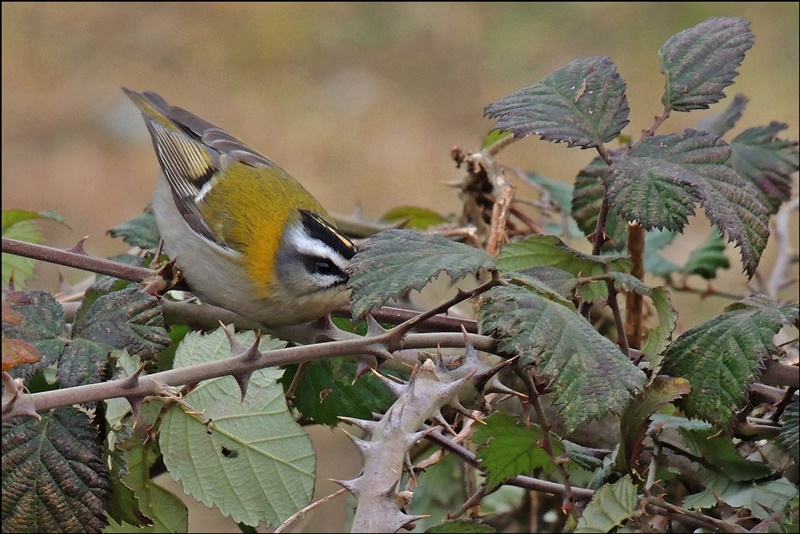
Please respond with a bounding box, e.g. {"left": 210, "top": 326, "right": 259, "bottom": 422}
{"left": 124, "top": 88, "right": 357, "bottom": 326}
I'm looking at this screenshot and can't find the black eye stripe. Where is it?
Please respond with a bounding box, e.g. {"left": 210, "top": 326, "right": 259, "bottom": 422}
{"left": 303, "top": 255, "right": 348, "bottom": 280}
{"left": 298, "top": 210, "right": 357, "bottom": 260}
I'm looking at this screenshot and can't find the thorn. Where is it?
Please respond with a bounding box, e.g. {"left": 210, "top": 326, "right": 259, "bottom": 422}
{"left": 67, "top": 236, "right": 90, "bottom": 255}
{"left": 365, "top": 314, "right": 388, "bottom": 336}
{"left": 432, "top": 409, "right": 457, "bottom": 435}
{"left": 241, "top": 332, "right": 262, "bottom": 361}
{"left": 338, "top": 416, "right": 379, "bottom": 434}
{"left": 126, "top": 395, "right": 144, "bottom": 423}
{"left": 450, "top": 402, "right": 485, "bottom": 424}
{"left": 339, "top": 427, "right": 374, "bottom": 455}
{"left": 407, "top": 426, "right": 437, "bottom": 445}
{"left": 120, "top": 363, "right": 146, "bottom": 389}
{"left": 369, "top": 368, "right": 406, "bottom": 397}
{"left": 354, "top": 355, "right": 378, "bottom": 383}
{"left": 232, "top": 371, "right": 253, "bottom": 403}
{"left": 330, "top": 478, "right": 360, "bottom": 496}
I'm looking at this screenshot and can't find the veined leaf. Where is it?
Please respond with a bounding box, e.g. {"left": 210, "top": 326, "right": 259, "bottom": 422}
{"left": 479, "top": 285, "right": 645, "bottom": 433}
{"left": 660, "top": 296, "right": 799, "bottom": 426}
{"left": 160, "top": 329, "right": 313, "bottom": 527}
{"left": 571, "top": 155, "right": 627, "bottom": 249}
{"left": 484, "top": 56, "right": 630, "bottom": 148}
{"left": 660, "top": 18, "right": 753, "bottom": 111}
{"left": 610, "top": 273, "right": 677, "bottom": 366}
{"left": 472, "top": 413, "right": 559, "bottom": 490}
{"left": 346, "top": 229, "right": 496, "bottom": 319}
{"left": 606, "top": 129, "right": 770, "bottom": 277}
{"left": 697, "top": 94, "right": 748, "bottom": 137}
{"left": 1, "top": 407, "right": 110, "bottom": 532}
{"left": 729, "top": 122, "right": 800, "bottom": 214}
{"left": 575, "top": 475, "right": 639, "bottom": 533}
{"left": 617, "top": 376, "right": 691, "bottom": 473}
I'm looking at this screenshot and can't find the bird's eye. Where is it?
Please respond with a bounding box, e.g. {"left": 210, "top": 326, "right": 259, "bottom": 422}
{"left": 315, "top": 259, "right": 334, "bottom": 275}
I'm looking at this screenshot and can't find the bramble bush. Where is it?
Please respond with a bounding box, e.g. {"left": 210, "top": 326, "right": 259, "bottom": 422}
{"left": 2, "top": 16, "right": 798, "bottom": 533}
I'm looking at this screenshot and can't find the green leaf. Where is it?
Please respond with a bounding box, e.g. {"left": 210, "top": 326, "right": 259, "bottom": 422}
{"left": 2, "top": 289, "right": 66, "bottom": 382}
{"left": 1, "top": 407, "right": 110, "bottom": 533}
{"left": 472, "top": 413, "right": 559, "bottom": 490}
{"left": 379, "top": 206, "right": 449, "bottom": 230}
{"left": 480, "top": 128, "right": 514, "bottom": 151}
{"left": 697, "top": 94, "right": 748, "bottom": 137}
{"left": 683, "top": 475, "right": 796, "bottom": 520}
{"left": 575, "top": 475, "right": 639, "bottom": 533}
{"left": 729, "top": 122, "right": 800, "bottom": 214}
{"left": 498, "top": 234, "right": 630, "bottom": 302}
{"left": 2, "top": 210, "right": 68, "bottom": 288}
{"left": 408, "top": 453, "right": 469, "bottom": 531}
{"left": 659, "top": 17, "right": 753, "bottom": 112}
{"left": 643, "top": 229, "right": 681, "bottom": 277}
{"left": 281, "top": 358, "right": 397, "bottom": 426}
{"left": 776, "top": 402, "right": 799, "bottom": 459}
{"left": 160, "top": 329, "right": 313, "bottom": 527}
{"left": 683, "top": 228, "right": 730, "bottom": 279}
{"left": 107, "top": 210, "right": 161, "bottom": 249}
{"left": 617, "top": 376, "right": 691, "bottom": 473}
{"left": 346, "top": 229, "right": 496, "bottom": 319}
{"left": 57, "top": 287, "right": 169, "bottom": 388}
{"left": 606, "top": 129, "right": 770, "bottom": 277}
{"left": 571, "top": 155, "right": 627, "bottom": 249}
{"left": 609, "top": 273, "right": 677, "bottom": 365}
{"left": 661, "top": 296, "right": 798, "bottom": 426}
{"left": 116, "top": 438, "right": 188, "bottom": 532}
{"left": 479, "top": 285, "right": 646, "bottom": 433}
{"left": 681, "top": 426, "right": 773, "bottom": 481}
{"left": 484, "top": 56, "right": 630, "bottom": 148}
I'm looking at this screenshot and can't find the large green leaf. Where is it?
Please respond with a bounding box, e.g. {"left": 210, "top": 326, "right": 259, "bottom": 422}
{"left": 659, "top": 17, "right": 753, "bottom": 111}
{"left": 484, "top": 56, "right": 629, "bottom": 148}
{"left": 1, "top": 407, "right": 110, "bottom": 533}
{"left": 479, "top": 285, "right": 646, "bottom": 433}
{"left": 661, "top": 296, "right": 799, "bottom": 426}
{"left": 472, "top": 413, "right": 559, "bottom": 490}
{"left": 606, "top": 129, "right": 770, "bottom": 277}
{"left": 575, "top": 475, "right": 639, "bottom": 533}
{"left": 281, "top": 358, "right": 396, "bottom": 426}
{"left": 729, "top": 122, "right": 800, "bottom": 214}
{"left": 683, "top": 474, "right": 796, "bottom": 520}
{"left": 346, "top": 229, "right": 496, "bottom": 319}
{"left": 160, "top": 329, "right": 314, "bottom": 527}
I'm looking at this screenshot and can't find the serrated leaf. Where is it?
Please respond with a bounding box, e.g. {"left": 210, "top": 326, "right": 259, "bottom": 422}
{"left": 777, "top": 402, "right": 799, "bottom": 459}
{"left": 647, "top": 413, "right": 713, "bottom": 434}
{"left": 56, "top": 337, "right": 111, "bottom": 389}
{"left": 2, "top": 289, "right": 66, "bottom": 382}
{"left": 107, "top": 210, "right": 160, "bottom": 249}
{"left": 497, "top": 234, "right": 630, "bottom": 302}
{"left": 117, "top": 438, "right": 188, "bottom": 532}
{"left": 379, "top": 206, "right": 449, "bottom": 230}
{"left": 643, "top": 229, "right": 681, "bottom": 277}
{"left": 660, "top": 17, "right": 753, "bottom": 112}
{"left": 281, "top": 358, "right": 396, "bottom": 426}
{"left": 683, "top": 228, "right": 730, "bottom": 279}
{"left": 1, "top": 407, "right": 110, "bottom": 532}
{"left": 661, "top": 296, "right": 798, "bottom": 426}
{"left": 484, "top": 56, "right": 630, "bottom": 148}
{"left": 571, "top": 155, "right": 627, "bottom": 249}
{"left": 609, "top": 273, "right": 677, "bottom": 365}
{"left": 606, "top": 129, "right": 770, "bottom": 277}
{"left": 346, "top": 229, "right": 496, "bottom": 319}
{"left": 729, "top": 122, "right": 800, "bottom": 214}
{"left": 617, "top": 376, "right": 691, "bottom": 473}
{"left": 160, "top": 329, "right": 313, "bottom": 527}
{"left": 479, "top": 285, "right": 646, "bottom": 433}
{"left": 575, "top": 475, "right": 639, "bottom": 533}
{"left": 73, "top": 287, "right": 169, "bottom": 361}
{"left": 697, "top": 94, "right": 748, "bottom": 137}
{"left": 683, "top": 474, "right": 796, "bottom": 520}
{"left": 472, "top": 413, "right": 559, "bottom": 490}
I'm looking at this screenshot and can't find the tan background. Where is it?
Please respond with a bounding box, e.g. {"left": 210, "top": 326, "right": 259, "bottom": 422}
{"left": 2, "top": 3, "right": 798, "bottom": 532}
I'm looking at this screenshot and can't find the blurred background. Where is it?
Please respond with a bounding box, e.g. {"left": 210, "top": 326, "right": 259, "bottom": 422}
{"left": 2, "top": 3, "right": 798, "bottom": 532}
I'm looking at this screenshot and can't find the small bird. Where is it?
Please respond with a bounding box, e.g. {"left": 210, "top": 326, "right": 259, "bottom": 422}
{"left": 124, "top": 88, "right": 357, "bottom": 326}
